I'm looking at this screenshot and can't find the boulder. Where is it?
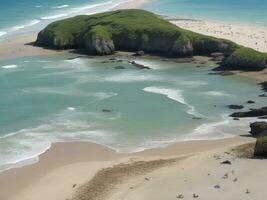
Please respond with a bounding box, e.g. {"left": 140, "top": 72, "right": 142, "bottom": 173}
{"left": 259, "top": 94, "right": 267, "bottom": 97}
{"left": 260, "top": 81, "right": 267, "bottom": 92}
{"left": 228, "top": 105, "right": 244, "bottom": 109}
{"left": 230, "top": 107, "right": 267, "bottom": 118}
{"left": 250, "top": 122, "right": 267, "bottom": 137}
{"left": 130, "top": 61, "right": 151, "bottom": 69}
{"left": 247, "top": 100, "right": 255, "bottom": 104}
{"left": 254, "top": 134, "right": 267, "bottom": 157}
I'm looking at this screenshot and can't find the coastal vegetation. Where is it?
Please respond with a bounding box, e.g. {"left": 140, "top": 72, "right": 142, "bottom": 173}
{"left": 36, "top": 9, "right": 267, "bottom": 71}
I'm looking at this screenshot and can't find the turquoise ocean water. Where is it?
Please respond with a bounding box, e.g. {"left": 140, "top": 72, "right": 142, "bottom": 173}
{"left": 0, "top": 0, "right": 267, "bottom": 171}
{"left": 143, "top": 0, "right": 267, "bottom": 24}
{"left": 0, "top": 54, "right": 265, "bottom": 171}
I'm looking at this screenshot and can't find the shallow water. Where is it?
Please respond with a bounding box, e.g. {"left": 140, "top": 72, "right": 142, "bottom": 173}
{"left": 0, "top": 0, "right": 132, "bottom": 39}
{"left": 143, "top": 0, "right": 267, "bottom": 25}
{"left": 0, "top": 53, "right": 265, "bottom": 171}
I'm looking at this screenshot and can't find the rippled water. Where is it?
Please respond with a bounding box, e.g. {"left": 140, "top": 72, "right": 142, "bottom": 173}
{"left": 0, "top": 53, "right": 265, "bottom": 171}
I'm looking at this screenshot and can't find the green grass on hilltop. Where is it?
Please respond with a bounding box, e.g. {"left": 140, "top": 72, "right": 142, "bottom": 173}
{"left": 36, "top": 9, "right": 267, "bottom": 71}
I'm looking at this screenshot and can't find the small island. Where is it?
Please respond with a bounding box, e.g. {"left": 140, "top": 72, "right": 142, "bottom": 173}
{"left": 36, "top": 9, "right": 267, "bottom": 71}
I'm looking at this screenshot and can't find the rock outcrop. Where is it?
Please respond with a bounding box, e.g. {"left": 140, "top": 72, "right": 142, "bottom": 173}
{"left": 230, "top": 107, "right": 267, "bottom": 118}
{"left": 228, "top": 105, "right": 244, "bottom": 109}
{"left": 35, "top": 9, "right": 267, "bottom": 71}
{"left": 250, "top": 122, "right": 267, "bottom": 137}
{"left": 254, "top": 134, "right": 267, "bottom": 157}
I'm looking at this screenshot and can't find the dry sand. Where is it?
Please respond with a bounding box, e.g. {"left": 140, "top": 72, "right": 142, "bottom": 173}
{"left": 0, "top": 137, "right": 255, "bottom": 200}
{"left": 0, "top": 32, "right": 65, "bottom": 61}
{"left": 0, "top": 1, "right": 267, "bottom": 200}
{"left": 167, "top": 17, "right": 267, "bottom": 53}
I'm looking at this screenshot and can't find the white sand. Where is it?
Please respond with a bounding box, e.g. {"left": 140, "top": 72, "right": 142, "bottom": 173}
{"left": 167, "top": 17, "right": 267, "bottom": 53}
{"left": 109, "top": 144, "right": 267, "bottom": 200}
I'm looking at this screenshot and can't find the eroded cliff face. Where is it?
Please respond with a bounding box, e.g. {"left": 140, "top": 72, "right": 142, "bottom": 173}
{"left": 223, "top": 53, "right": 267, "bottom": 71}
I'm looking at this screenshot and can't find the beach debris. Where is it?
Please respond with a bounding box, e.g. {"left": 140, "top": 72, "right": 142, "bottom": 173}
{"left": 193, "top": 194, "right": 199, "bottom": 198}
{"left": 130, "top": 187, "right": 134, "bottom": 189}
{"left": 72, "top": 184, "right": 77, "bottom": 188}
{"left": 208, "top": 173, "right": 211, "bottom": 176}
{"left": 145, "top": 177, "right": 150, "bottom": 181}
{"left": 214, "top": 185, "right": 221, "bottom": 189}
{"left": 246, "top": 189, "right": 250, "bottom": 194}
{"left": 222, "top": 173, "right": 229, "bottom": 179}
{"left": 176, "top": 194, "right": 184, "bottom": 199}
{"left": 233, "top": 178, "right": 238, "bottom": 182}
{"left": 102, "top": 109, "right": 112, "bottom": 113}
{"left": 221, "top": 160, "right": 232, "bottom": 165}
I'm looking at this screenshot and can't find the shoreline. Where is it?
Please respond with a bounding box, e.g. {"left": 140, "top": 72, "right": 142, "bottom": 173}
{"left": 1, "top": 0, "right": 267, "bottom": 199}
{"left": 0, "top": 136, "right": 255, "bottom": 200}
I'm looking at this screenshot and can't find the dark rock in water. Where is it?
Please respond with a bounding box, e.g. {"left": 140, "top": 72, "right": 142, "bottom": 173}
{"left": 258, "top": 116, "right": 267, "bottom": 119}
{"left": 228, "top": 105, "right": 244, "bottom": 110}
{"left": 130, "top": 61, "right": 151, "bottom": 69}
{"left": 102, "top": 109, "right": 112, "bottom": 113}
{"left": 230, "top": 107, "right": 267, "bottom": 118}
{"left": 192, "top": 117, "right": 202, "bottom": 120}
{"left": 221, "top": 160, "right": 232, "bottom": 165}
{"left": 259, "top": 94, "right": 267, "bottom": 97}
{"left": 233, "top": 118, "right": 240, "bottom": 121}
{"left": 114, "top": 66, "right": 126, "bottom": 69}
{"left": 209, "top": 71, "right": 234, "bottom": 76}
{"left": 259, "top": 81, "right": 267, "bottom": 92}
{"left": 254, "top": 134, "right": 267, "bottom": 157}
{"left": 134, "top": 50, "right": 145, "bottom": 56}
{"left": 247, "top": 100, "right": 255, "bottom": 104}
{"left": 250, "top": 121, "right": 267, "bottom": 137}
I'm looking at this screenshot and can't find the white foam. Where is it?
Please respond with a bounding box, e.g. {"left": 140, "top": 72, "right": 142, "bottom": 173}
{"left": 41, "top": 14, "right": 68, "bottom": 20}
{"left": 143, "top": 86, "right": 202, "bottom": 117}
{"left": 1, "top": 64, "right": 18, "bottom": 69}
{"left": 70, "top": 1, "right": 112, "bottom": 13}
{"left": 143, "top": 86, "right": 186, "bottom": 104}
{"left": 180, "top": 80, "right": 208, "bottom": 88}
{"left": 204, "top": 91, "right": 233, "bottom": 97}
{"left": 35, "top": 5, "right": 42, "bottom": 8}
{"left": 67, "top": 107, "right": 76, "bottom": 111}
{"left": 10, "top": 19, "right": 41, "bottom": 32}
{"left": 0, "top": 31, "right": 7, "bottom": 37}
{"left": 52, "top": 4, "right": 69, "bottom": 9}
{"left": 104, "top": 72, "right": 160, "bottom": 82}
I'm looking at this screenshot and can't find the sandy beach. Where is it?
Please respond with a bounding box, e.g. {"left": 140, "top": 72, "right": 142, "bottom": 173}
{"left": 167, "top": 17, "right": 267, "bottom": 53}
{"left": 0, "top": 137, "right": 256, "bottom": 200}
{"left": 1, "top": 0, "right": 267, "bottom": 200}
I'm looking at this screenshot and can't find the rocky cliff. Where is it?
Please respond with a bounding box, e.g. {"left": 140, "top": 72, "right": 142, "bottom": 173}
{"left": 35, "top": 9, "right": 267, "bottom": 71}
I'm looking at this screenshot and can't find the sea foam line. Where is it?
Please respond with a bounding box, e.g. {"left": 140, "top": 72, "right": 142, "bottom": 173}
{"left": 9, "top": 20, "right": 41, "bottom": 31}
{"left": 143, "top": 86, "right": 202, "bottom": 117}
{"left": 1, "top": 64, "right": 18, "bottom": 69}
{"left": 52, "top": 4, "right": 69, "bottom": 9}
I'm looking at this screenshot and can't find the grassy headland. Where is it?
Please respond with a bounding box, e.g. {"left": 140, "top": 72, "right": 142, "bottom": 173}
{"left": 36, "top": 9, "right": 267, "bottom": 71}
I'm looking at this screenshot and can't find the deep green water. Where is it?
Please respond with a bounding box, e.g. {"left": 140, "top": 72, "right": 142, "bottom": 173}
{"left": 0, "top": 53, "right": 265, "bottom": 171}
